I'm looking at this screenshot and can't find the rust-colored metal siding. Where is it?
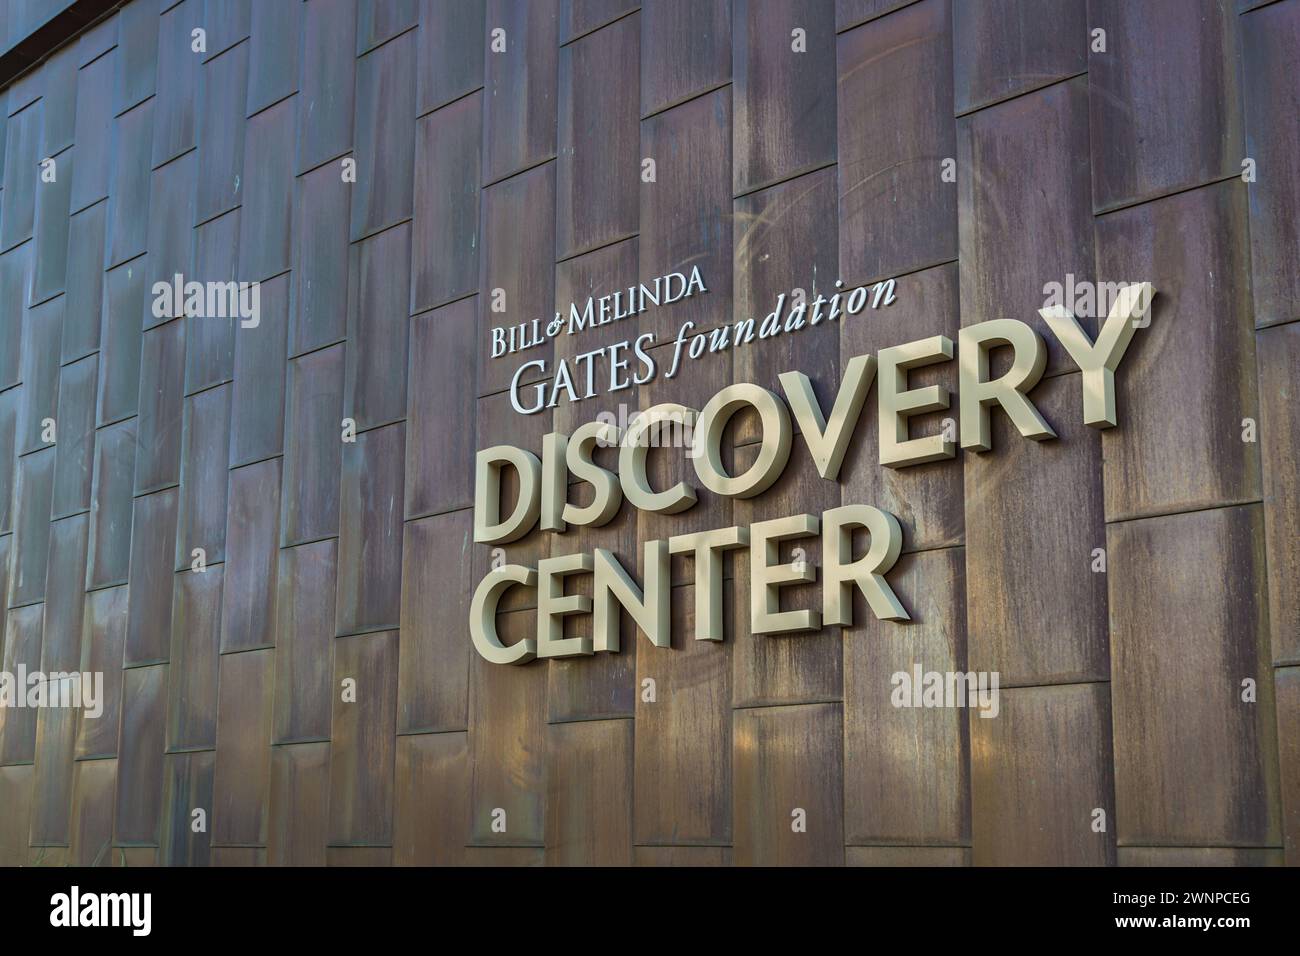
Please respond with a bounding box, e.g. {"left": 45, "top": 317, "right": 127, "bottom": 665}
{"left": 0, "top": 0, "right": 1295, "bottom": 867}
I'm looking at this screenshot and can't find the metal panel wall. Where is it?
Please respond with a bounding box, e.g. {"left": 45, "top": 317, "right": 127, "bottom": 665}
{"left": 0, "top": 0, "right": 1294, "bottom": 867}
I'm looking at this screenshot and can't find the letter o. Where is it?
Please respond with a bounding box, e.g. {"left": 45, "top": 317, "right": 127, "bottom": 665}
{"left": 692, "top": 384, "right": 792, "bottom": 498}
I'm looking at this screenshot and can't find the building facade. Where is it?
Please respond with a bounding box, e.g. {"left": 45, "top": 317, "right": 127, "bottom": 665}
{"left": 0, "top": 0, "right": 1296, "bottom": 866}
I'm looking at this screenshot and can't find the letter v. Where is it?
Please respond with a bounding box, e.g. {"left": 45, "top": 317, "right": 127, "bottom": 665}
{"left": 779, "top": 354, "right": 876, "bottom": 480}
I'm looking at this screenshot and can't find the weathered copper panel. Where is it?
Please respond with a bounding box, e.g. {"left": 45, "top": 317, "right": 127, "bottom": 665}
{"left": 0, "top": 0, "right": 1289, "bottom": 873}
{"left": 417, "top": 0, "right": 483, "bottom": 115}
{"left": 1088, "top": 0, "right": 1243, "bottom": 211}
{"left": 640, "top": 0, "right": 729, "bottom": 116}
{"left": 837, "top": 0, "right": 954, "bottom": 283}
{"left": 1108, "top": 506, "right": 1279, "bottom": 846}
{"left": 556, "top": 13, "right": 639, "bottom": 259}
{"left": 411, "top": 93, "right": 480, "bottom": 313}
{"left": 274, "top": 539, "right": 337, "bottom": 745}
{"left": 733, "top": 0, "right": 836, "bottom": 196}
{"left": 953, "top": 0, "right": 1086, "bottom": 114}
{"left": 166, "top": 565, "right": 222, "bottom": 752}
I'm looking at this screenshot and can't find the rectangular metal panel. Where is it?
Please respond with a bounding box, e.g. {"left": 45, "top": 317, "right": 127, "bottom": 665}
{"left": 135, "top": 323, "right": 186, "bottom": 493}
{"left": 957, "top": 77, "right": 1094, "bottom": 377}
{"left": 212, "top": 646, "right": 274, "bottom": 845}
{"left": 393, "top": 730, "right": 468, "bottom": 865}
{"left": 9, "top": 447, "right": 54, "bottom": 606}
{"left": 194, "top": 41, "right": 248, "bottom": 224}
{"left": 836, "top": 0, "right": 954, "bottom": 283}
{"left": 329, "top": 630, "right": 399, "bottom": 845}
{"left": 0, "top": 102, "right": 39, "bottom": 251}
{"left": 1108, "top": 505, "right": 1280, "bottom": 846}
{"left": 267, "top": 740, "right": 330, "bottom": 866}
{"left": 1256, "top": 322, "right": 1299, "bottom": 664}
{"left": 76, "top": 585, "right": 128, "bottom": 759}
{"left": 556, "top": 13, "right": 639, "bottom": 259}
{"left": 0, "top": 765, "right": 34, "bottom": 866}
{"left": 125, "top": 486, "right": 178, "bottom": 665}
{"left": 640, "top": 0, "right": 729, "bottom": 117}
{"left": 1088, "top": 0, "right": 1243, "bottom": 211}
{"left": 0, "top": 605, "right": 43, "bottom": 763}
{"left": 336, "top": 422, "right": 405, "bottom": 635}
{"left": 405, "top": 297, "right": 476, "bottom": 518}
{"left": 106, "top": 100, "right": 153, "bottom": 268}
{"left": 174, "top": 382, "right": 231, "bottom": 570}
{"left": 97, "top": 256, "right": 147, "bottom": 426}
{"left": 30, "top": 145, "right": 73, "bottom": 304}
{"left": 0, "top": 390, "right": 14, "bottom": 534}
{"left": 953, "top": 0, "right": 1086, "bottom": 114}
{"left": 634, "top": 583, "right": 732, "bottom": 844}
{"left": 733, "top": 701, "right": 844, "bottom": 865}
{"left": 114, "top": 662, "right": 168, "bottom": 845}
{"left": 545, "top": 718, "right": 633, "bottom": 865}
{"left": 151, "top": 0, "right": 200, "bottom": 167}
{"left": 290, "top": 160, "right": 350, "bottom": 356}
{"left": 143, "top": 151, "right": 196, "bottom": 329}
{"left": 964, "top": 373, "right": 1109, "bottom": 685}
{"left": 1095, "top": 181, "right": 1260, "bottom": 521}
{"left": 18, "top": 297, "right": 63, "bottom": 454}
{"left": 482, "top": 0, "right": 558, "bottom": 184}
{"left": 238, "top": 96, "right": 294, "bottom": 281}
{"left": 417, "top": 0, "right": 483, "bottom": 115}
{"left": 113, "top": 0, "right": 158, "bottom": 115}
{"left": 839, "top": 261, "right": 963, "bottom": 552}
{"left": 246, "top": 0, "right": 300, "bottom": 116}
{"left": 410, "top": 91, "right": 480, "bottom": 313}
{"left": 274, "top": 539, "right": 337, "bottom": 744}
{"left": 229, "top": 271, "right": 288, "bottom": 466}
{"left": 970, "top": 683, "right": 1115, "bottom": 865}
{"left": 296, "top": 0, "right": 357, "bottom": 173}
{"left": 733, "top": 0, "right": 836, "bottom": 196}
{"left": 50, "top": 351, "right": 97, "bottom": 518}
{"left": 471, "top": 390, "right": 551, "bottom": 613}
{"left": 351, "top": 30, "right": 416, "bottom": 241}
{"left": 0, "top": 243, "right": 32, "bottom": 386}
{"left": 638, "top": 83, "right": 731, "bottom": 346}
{"left": 166, "top": 565, "right": 223, "bottom": 752}
{"left": 398, "top": 511, "right": 472, "bottom": 734}
{"left": 160, "top": 750, "right": 214, "bottom": 865}
{"left": 731, "top": 445, "right": 842, "bottom": 707}
{"left": 344, "top": 224, "right": 410, "bottom": 430}
{"left": 61, "top": 201, "right": 107, "bottom": 362}
{"left": 1241, "top": 1, "right": 1300, "bottom": 327}
{"left": 69, "top": 757, "right": 116, "bottom": 866}
{"left": 71, "top": 48, "right": 115, "bottom": 212}
{"left": 86, "top": 418, "right": 136, "bottom": 589}
{"left": 468, "top": 608, "right": 547, "bottom": 846}
{"left": 636, "top": 339, "right": 733, "bottom": 587}
{"left": 732, "top": 165, "right": 839, "bottom": 441}
{"left": 843, "top": 547, "right": 969, "bottom": 845}
{"left": 477, "top": 161, "right": 555, "bottom": 395}
{"left": 41, "top": 513, "right": 89, "bottom": 673}
{"left": 281, "top": 343, "right": 343, "bottom": 546}
{"left": 220, "top": 457, "right": 281, "bottom": 653}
